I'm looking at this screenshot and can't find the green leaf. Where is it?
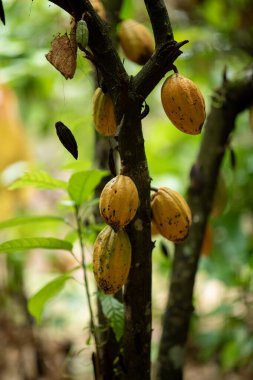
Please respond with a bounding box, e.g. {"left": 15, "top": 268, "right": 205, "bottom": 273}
{"left": 28, "top": 273, "right": 72, "bottom": 323}
{"left": 0, "top": 215, "right": 66, "bottom": 230}
{"left": 99, "top": 293, "right": 124, "bottom": 341}
{"left": 0, "top": 237, "right": 73, "bottom": 253}
{"left": 68, "top": 169, "right": 108, "bottom": 206}
{"left": 9, "top": 170, "right": 67, "bottom": 190}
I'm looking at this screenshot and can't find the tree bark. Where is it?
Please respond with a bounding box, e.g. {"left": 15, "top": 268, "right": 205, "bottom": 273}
{"left": 47, "top": 1, "right": 187, "bottom": 379}
{"left": 157, "top": 66, "right": 253, "bottom": 380}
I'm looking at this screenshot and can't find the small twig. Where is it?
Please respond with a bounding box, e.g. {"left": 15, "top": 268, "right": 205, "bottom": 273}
{"left": 74, "top": 205, "right": 101, "bottom": 377}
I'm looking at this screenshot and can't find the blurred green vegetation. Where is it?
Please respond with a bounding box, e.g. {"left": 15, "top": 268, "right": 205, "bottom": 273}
{"left": 1, "top": 0, "right": 253, "bottom": 377}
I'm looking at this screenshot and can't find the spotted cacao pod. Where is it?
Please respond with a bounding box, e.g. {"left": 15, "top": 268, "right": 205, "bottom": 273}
{"left": 93, "top": 225, "right": 131, "bottom": 294}
{"left": 92, "top": 87, "right": 117, "bottom": 136}
{"left": 161, "top": 73, "right": 206, "bottom": 135}
{"left": 118, "top": 19, "right": 155, "bottom": 65}
{"left": 151, "top": 187, "right": 192, "bottom": 243}
{"left": 99, "top": 174, "right": 139, "bottom": 231}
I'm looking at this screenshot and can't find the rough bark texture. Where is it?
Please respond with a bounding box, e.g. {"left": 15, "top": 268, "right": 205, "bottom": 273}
{"left": 47, "top": 1, "right": 186, "bottom": 379}
{"left": 93, "top": 2, "right": 124, "bottom": 379}
{"left": 157, "top": 66, "right": 253, "bottom": 380}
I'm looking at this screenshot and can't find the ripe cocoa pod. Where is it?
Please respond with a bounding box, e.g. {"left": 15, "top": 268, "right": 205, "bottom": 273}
{"left": 90, "top": 0, "right": 106, "bottom": 20}
{"left": 99, "top": 174, "right": 139, "bottom": 231}
{"left": 151, "top": 187, "right": 192, "bottom": 243}
{"left": 92, "top": 87, "right": 117, "bottom": 136}
{"left": 118, "top": 19, "right": 155, "bottom": 65}
{"left": 161, "top": 73, "right": 206, "bottom": 135}
{"left": 93, "top": 225, "right": 131, "bottom": 294}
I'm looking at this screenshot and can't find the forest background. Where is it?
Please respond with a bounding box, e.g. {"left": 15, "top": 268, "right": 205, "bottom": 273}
{"left": 0, "top": 0, "right": 253, "bottom": 379}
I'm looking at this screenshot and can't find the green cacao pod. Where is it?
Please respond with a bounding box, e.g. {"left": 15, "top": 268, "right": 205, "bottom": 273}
{"left": 161, "top": 73, "right": 206, "bottom": 135}
{"left": 93, "top": 225, "right": 131, "bottom": 294}
{"left": 151, "top": 187, "right": 192, "bottom": 243}
{"left": 76, "top": 20, "right": 89, "bottom": 49}
{"left": 118, "top": 19, "right": 155, "bottom": 65}
{"left": 99, "top": 174, "right": 139, "bottom": 231}
{"left": 92, "top": 87, "right": 117, "bottom": 136}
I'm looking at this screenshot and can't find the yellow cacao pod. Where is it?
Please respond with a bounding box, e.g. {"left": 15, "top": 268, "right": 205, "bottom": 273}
{"left": 151, "top": 187, "right": 192, "bottom": 243}
{"left": 93, "top": 225, "right": 131, "bottom": 294}
{"left": 161, "top": 73, "right": 206, "bottom": 135}
{"left": 118, "top": 19, "right": 155, "bottom": 65}
{"left": 99, "top": 174, "right": 139, "bottom": 231}
{"left": 90, "top": 0, "right": 107, "bottom": 20}
{"left": 92, "top": 87, "right": 117, "bottom": 136}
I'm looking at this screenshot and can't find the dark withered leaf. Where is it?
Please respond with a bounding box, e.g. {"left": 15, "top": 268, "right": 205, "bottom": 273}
{"left": 0, "top": 0, "right": 5, "bottom": 25}
{"left": 159, "top": 241, "right": 170, "bottom": 258}
{"left": 55, "top": 121, "right": 78, "bottom": 159}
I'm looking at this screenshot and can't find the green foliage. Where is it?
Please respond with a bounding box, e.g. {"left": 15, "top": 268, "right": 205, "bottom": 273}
{"left": 10, "top": 170, "right": 67, "bottom": 190}
{"left": 28, "top": 273, "right": 74, "bottom": 323}
{"left": 99, "top": 292, "right": 124, "bottom": 341}
{"left": 0, "top": 237, "right": 73, "bottom": 253}
{"left": 68, "top": 169, "right": 108, "bottom": 206}
{"left": 0, "top": 215, "right": 66, "bottom": 230}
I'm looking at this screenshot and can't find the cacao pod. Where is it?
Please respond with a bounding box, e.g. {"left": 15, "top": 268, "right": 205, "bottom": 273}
{"left": 118, "top": 19, "right": 155, "bottom": 65}
{"left": 151, "top": 221, "right": 159, "bottom": 237}
{"left": 99, "top": 174, "right": 139, "bottom": 231}
{"left": 93, "top": 225, "right": 131, "bottom": 294}
{"left": 151, "top": 187, "right": 192, "bottom": 243}
{"left": 161, "top": 73, "right": 206, "bottom": 135}
{"left": 92, "top": 87, "right": 117, "bottom": 136}
{"left": 76, "top": 20, "right": 89, "bottom": 50}
{"left": 90, "top": 0, "right": 106, "bottom": 20}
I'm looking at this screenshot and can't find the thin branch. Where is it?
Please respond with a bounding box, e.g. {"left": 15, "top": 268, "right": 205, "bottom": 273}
{"left": 144, "top": 0, "right": 174, "bottom": 45}
{"left": 156, "top": 65, "right": 253, "bottom": 380}
{"left": 74, "top": 205, "right": 101, "bottom": 377}
{"left": 133, "top": 39, "right": 188, "bottom": 99}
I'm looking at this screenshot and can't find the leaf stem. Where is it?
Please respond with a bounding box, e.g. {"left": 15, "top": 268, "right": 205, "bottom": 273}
{"left": 74, "top": 205, "right": 101, "bottom": 375}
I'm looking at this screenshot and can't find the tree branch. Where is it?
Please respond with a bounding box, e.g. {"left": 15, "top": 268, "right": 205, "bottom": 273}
{"left": 144, "top": 0, "right": 174, "bottom": 45}
{"left": 156, "top": 65, "right": 253, "bottom": 380}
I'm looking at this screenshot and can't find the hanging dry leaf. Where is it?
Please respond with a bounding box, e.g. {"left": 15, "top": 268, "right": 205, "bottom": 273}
{"left": 45, "top": 32, "right": 77, "bottom": 79}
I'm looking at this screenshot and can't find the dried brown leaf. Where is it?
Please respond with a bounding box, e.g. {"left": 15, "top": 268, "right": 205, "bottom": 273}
{"left": 45, "top": 32, "right": 77, "bottom": 79}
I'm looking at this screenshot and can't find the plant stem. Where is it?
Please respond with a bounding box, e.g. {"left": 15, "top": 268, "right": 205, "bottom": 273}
{"left": 74, "top": 205, "right": 101, "bottom": 376}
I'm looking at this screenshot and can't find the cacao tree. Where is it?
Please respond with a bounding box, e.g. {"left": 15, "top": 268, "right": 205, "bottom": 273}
{"left": 1, "top": 1, "right": 253, "bottom": 380}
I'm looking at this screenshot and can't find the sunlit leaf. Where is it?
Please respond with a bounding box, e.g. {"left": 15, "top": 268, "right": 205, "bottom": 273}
{"left": 0, "top": 237, "right": 73, "bottom": 253}
{"left": 9, "top": 170, "right": 67, "bottom": 190}
{"left": 28, "top": 273, "right": 73, "bottom": 323}
{"left": 68, "top": 169, "right": 108, "bottom": 206}
{"left": 0, "top": 215, "right": 66, "bottom": 230}
{"left": 99, "top": 292, "right": 124, "bottom": 341}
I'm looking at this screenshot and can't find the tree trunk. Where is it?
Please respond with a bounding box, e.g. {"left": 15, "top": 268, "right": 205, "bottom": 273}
{"left": 157, "top": 65, "right": 253, "bottom": 380}
{"left": 48, "top": 1, "right": 188, "bottom": 379}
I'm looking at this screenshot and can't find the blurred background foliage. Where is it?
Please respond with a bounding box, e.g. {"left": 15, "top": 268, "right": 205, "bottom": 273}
{"left": 0, "top": 0, "right": 253, "bottom": 378}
